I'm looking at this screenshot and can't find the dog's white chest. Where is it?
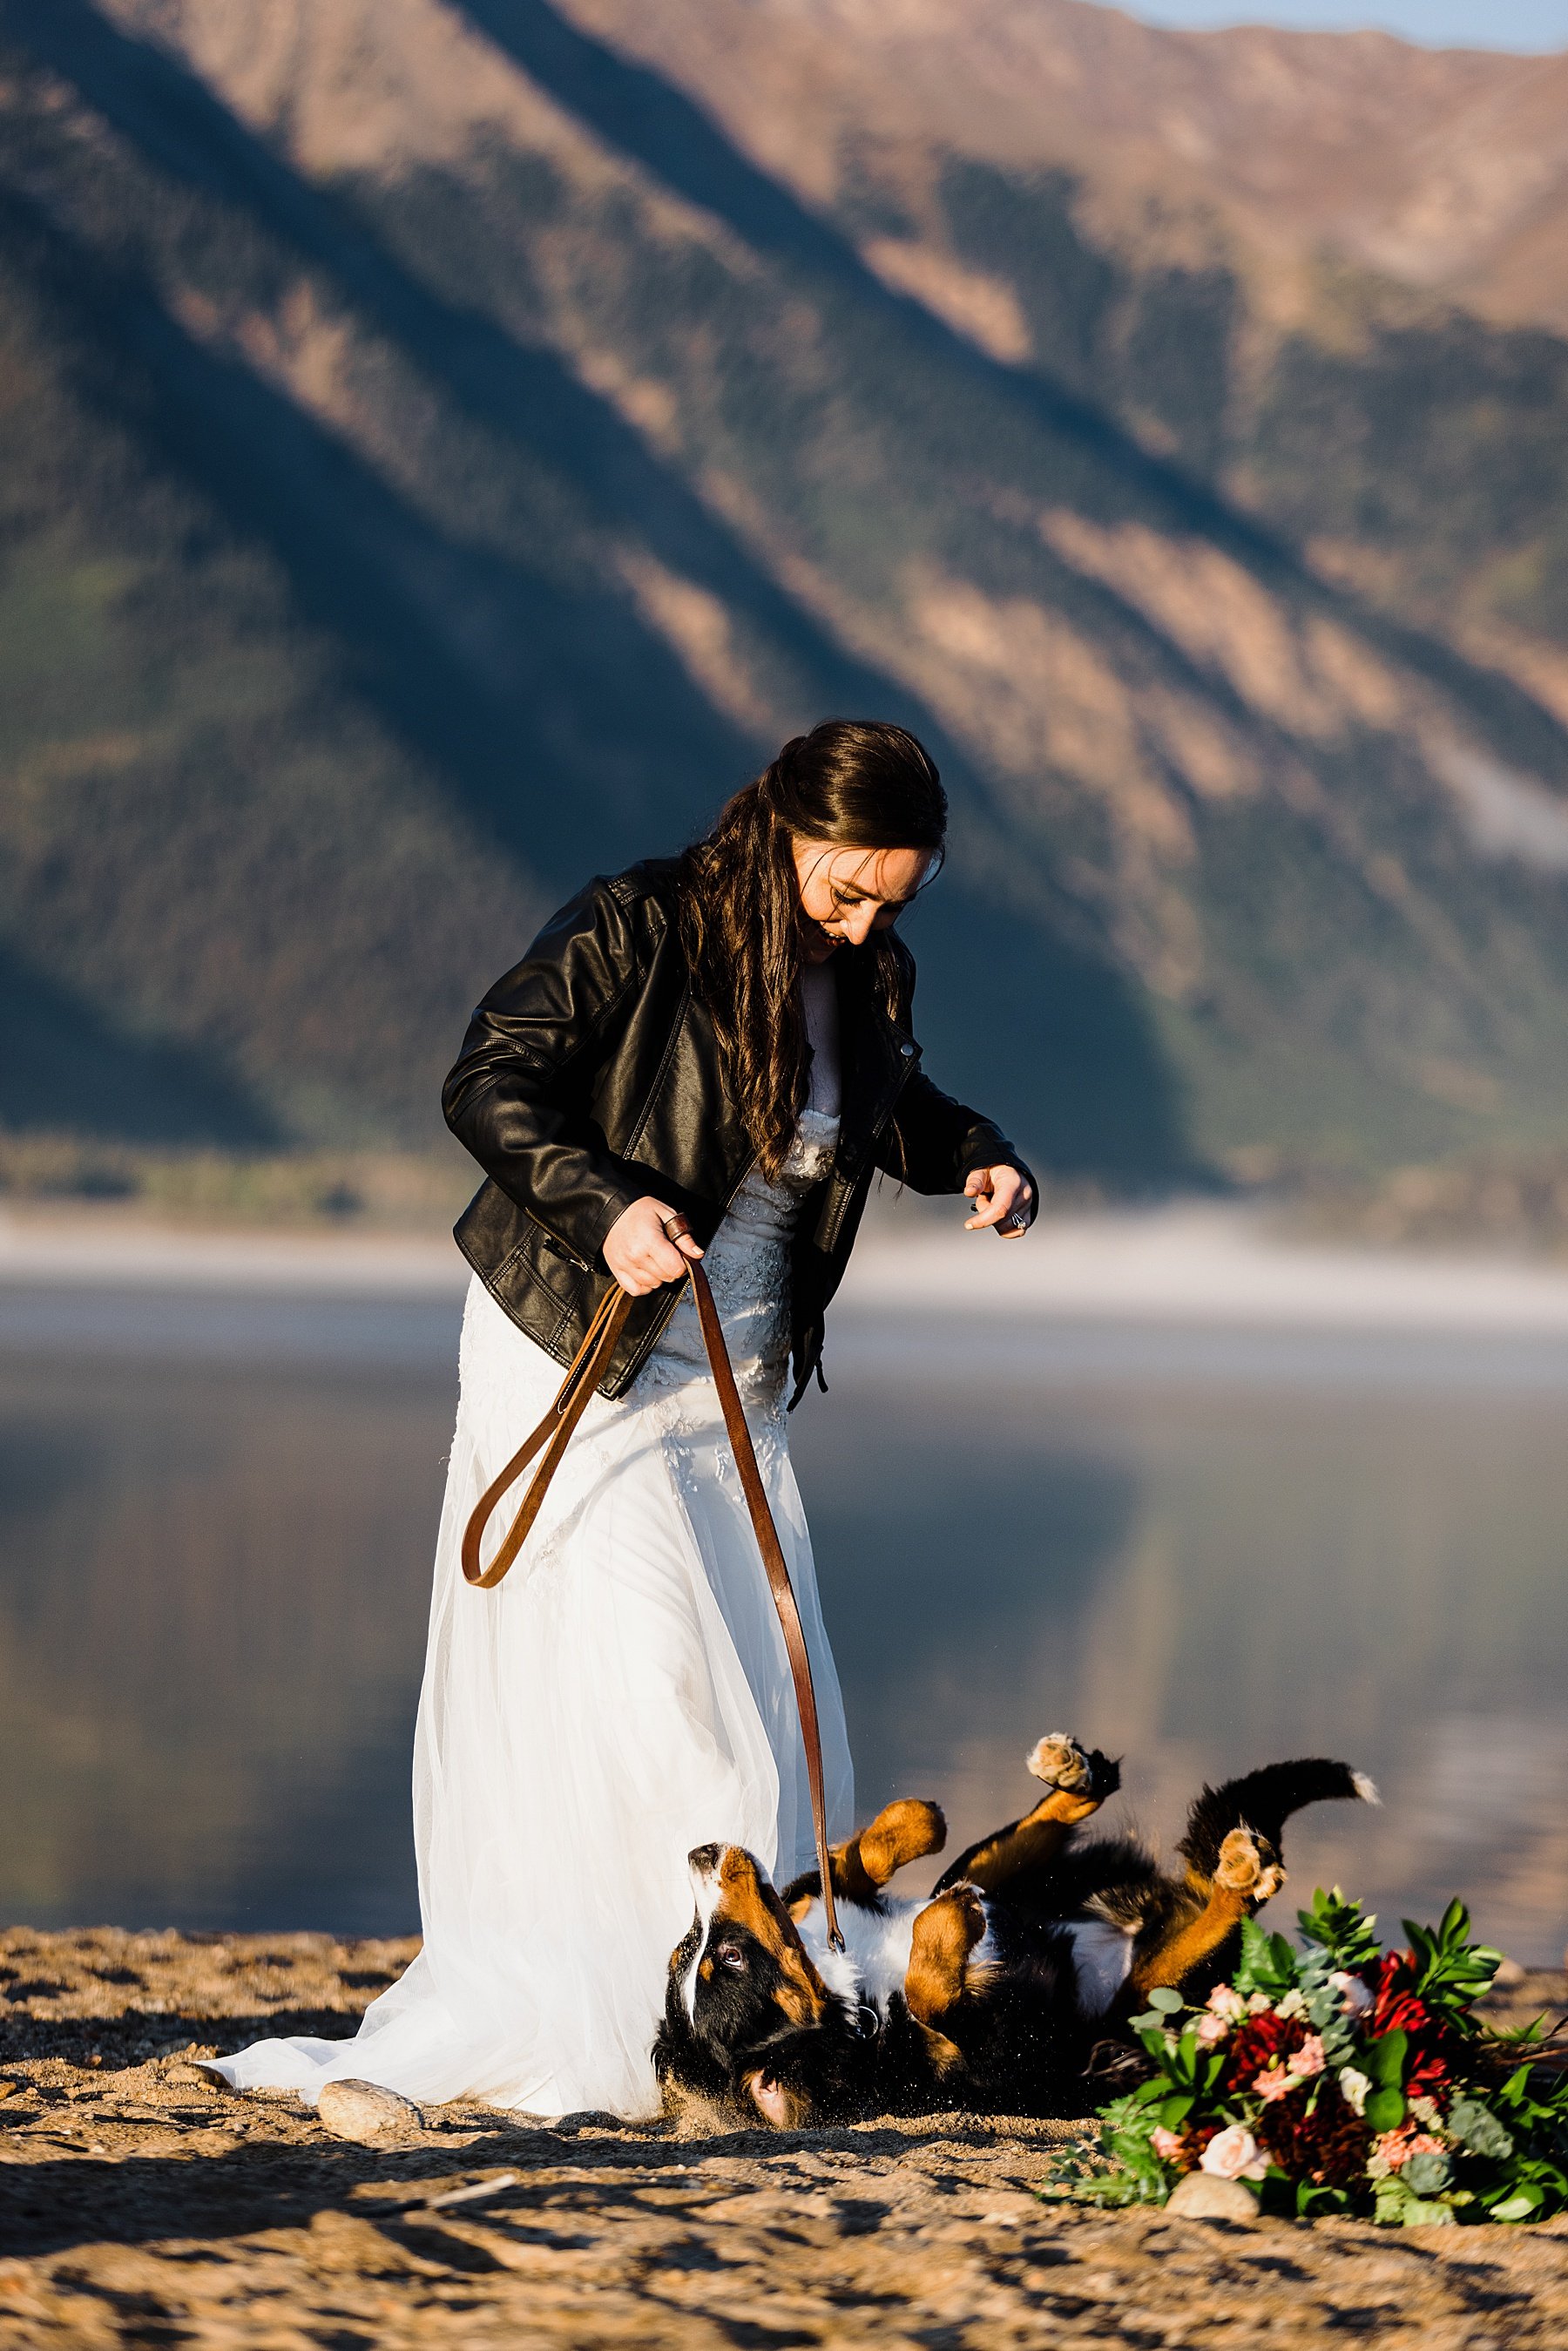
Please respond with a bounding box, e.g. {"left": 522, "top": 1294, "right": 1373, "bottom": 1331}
{"left": 797, "top": 1895, "right": 926, "bottom": 2016}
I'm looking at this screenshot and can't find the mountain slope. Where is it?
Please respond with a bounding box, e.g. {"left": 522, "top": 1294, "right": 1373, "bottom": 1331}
{"left": 3, "top": 0, "right": 1568, "bottom": 1175}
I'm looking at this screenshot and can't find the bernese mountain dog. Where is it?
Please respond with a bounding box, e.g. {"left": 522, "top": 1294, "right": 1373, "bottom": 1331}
{"left": 655, "top": 1733, "right": 1375, "bottom": 2130}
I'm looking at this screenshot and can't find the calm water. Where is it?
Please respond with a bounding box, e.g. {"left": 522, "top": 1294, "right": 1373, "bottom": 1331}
{"left": 3, "top": 1284, "right": 1567, "bottom": 1962}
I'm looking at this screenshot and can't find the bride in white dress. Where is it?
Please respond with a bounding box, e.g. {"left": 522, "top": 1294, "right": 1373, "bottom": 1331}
{"left": 213, "top": 722, "right": 1035, "bottom": 2120}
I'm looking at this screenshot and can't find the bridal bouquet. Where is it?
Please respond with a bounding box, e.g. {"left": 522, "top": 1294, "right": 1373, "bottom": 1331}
{"left": 1050, "top": 1890, "right": 1568, "bottom": 2225}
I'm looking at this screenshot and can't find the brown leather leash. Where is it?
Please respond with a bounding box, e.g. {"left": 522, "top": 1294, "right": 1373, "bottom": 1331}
{"left": 460, "top": 1227, "right": 845, "bottom": 1950}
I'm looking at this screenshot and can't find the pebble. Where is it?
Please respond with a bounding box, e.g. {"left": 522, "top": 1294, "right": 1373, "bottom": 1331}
{"left": 1166, "top": 2171, "right": 1260, "bottom": 2222}
{"left": 316, "top": 2079, "right": 427, "bottom": 2146}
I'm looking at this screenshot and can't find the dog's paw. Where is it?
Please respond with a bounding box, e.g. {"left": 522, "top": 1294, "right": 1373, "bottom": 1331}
{"left": 1026, "top": 1733, "right": 1094, "bottom": 1793}
{"left": 1216, "top": 1826, "right": 1285, "bottom": 1903}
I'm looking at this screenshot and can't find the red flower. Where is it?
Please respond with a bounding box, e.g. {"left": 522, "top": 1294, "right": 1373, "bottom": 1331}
{"left": 1365, "top": 1951, "right": 1456, "bottom": 2108}
{"left": 1259, "top": 2077, "right": 1369, "bottom": 2187}
{"left": 1371, "top": 1952, "right": 1434, "bottom": 2043}
{"left": 1223, "top": 2008, "right": 1308, "bottom": 2096}
{"left": 1169, "top": 2118, "right": 1219, "bottom": 2174}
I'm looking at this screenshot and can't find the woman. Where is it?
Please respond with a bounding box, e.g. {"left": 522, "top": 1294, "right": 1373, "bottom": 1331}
{"left": 215, "top": 720, "right": 1035, "bottom": 2120}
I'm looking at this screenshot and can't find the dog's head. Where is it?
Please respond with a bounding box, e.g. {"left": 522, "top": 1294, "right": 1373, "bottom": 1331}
{"left": 654, "top": 1842, "right": 864, "bottom": 2129}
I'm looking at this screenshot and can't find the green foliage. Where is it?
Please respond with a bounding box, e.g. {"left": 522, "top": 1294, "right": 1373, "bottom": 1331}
{"left": 1298, "top": 1887, "right": 1382, "bottom": 1975}
{"left": 1047, "top": 1887, "right": 1568, "bottom": 2231}
{"left": 1403, "top": 1900, "right": 1503, "bottom": 2023}
{"left": 4, "top": 26, "right": 1568, "bottom": 1174}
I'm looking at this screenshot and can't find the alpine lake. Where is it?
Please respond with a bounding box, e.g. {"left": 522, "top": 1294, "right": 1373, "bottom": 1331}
{"left": 3, "top": 1257, "right": 1566, "bottom": 1966}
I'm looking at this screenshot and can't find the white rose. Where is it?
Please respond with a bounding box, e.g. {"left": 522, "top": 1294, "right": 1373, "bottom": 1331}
{"left": 1200, "top": 2126, "right": 1268, "bottom": 2182}
{"left": 1330, "top": 1969, "right": 1374, "bottom": 2019}
{"left": 1339, "top": 2067, "right": 1370, "bottom": 2115}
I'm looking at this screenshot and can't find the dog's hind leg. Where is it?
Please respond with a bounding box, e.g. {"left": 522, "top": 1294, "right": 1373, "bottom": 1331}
{"left": 903, "top": 1884, "right": 992, "bottom": 2036}
{"left": 1130, "top": 1826, "right": 1284, "bottom": 1995}
{"left": 936, "top": 1736, "right": 1119, "bottom": 1894}
{"left": 784, "top": 1799, "right": 946, "bottom": 1915}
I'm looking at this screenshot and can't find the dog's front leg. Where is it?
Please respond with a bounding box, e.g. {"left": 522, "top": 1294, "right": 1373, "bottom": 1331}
{"left": 938, "top": 1735, "right": 1117, "bottom": 1894}
{"left": 902, "top": 1883, "right": 993, "bottom": 2044}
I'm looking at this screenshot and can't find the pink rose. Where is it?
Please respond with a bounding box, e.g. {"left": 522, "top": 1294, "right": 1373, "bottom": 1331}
{"left": 1247, "top": 1993, "right": 1274, "bottom": 2016}
{"left": 1254, "top": 2066, "right": 1294, "bottom": 2104}
{"left": 1151, "top": 2127, "right": 1185, "bottom": 2161}
{"left": 1200, "top": 2125, "right": 1268, "bottom": 2182}
{"left": 1194, "top": 2013, "right": 1229, "bottom": 2045}
{"left": 1293, "top": 2034, "right": 1326, "bottom": 2079}
{"left": 1378, "top": 2127, "right": 1445, "bottom": 2171}
{"left": 1207, "top": 1984, "right": 1245, "bottom": 2021}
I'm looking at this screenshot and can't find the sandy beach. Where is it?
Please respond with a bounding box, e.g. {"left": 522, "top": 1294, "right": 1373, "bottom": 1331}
{"left": 6, "top": 1207, "right": 1568, "bottom": 2339}
{"left": 0, "top": 1932, "right": 1564, "bottom": 2346}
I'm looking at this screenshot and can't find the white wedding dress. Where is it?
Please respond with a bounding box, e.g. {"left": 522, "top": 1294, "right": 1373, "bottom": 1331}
{"left": 213, "top": 971, "right": 853, "bottom": 2120}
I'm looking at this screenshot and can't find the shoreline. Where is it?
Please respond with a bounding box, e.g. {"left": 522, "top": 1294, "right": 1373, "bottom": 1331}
{"left": 8, "top": 1201, "right": 1568, "bottom": 1337}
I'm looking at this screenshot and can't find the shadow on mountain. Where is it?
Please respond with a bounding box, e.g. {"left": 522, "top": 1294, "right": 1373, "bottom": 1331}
{"left": 2, "top": 4, "right": 1195, "bottom": 1176}
{"left": 453, "top": 0, "right": 1287, "bottom": 558}
{"left": 1, "top": 183, "right": 751, "bottom": 884}
{"left": 469, "top": 0, "right": 1568, "bottom": 782}
{"left": 0, "top": 946, "right": 277, "bottom": 1147}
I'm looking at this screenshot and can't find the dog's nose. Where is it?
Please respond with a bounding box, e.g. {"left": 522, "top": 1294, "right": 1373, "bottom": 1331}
{"left": 688, "top": 1842, "right": 720, "bottom": 1875}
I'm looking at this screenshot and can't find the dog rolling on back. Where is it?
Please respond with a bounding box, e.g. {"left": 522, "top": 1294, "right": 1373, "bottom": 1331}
{"left": 655, "top": 1737, "right": 1375, "bottom": 2129}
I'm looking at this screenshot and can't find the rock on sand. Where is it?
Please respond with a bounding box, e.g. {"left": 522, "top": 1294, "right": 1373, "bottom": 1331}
{"left": 315, "top": 2077, "right": 425, "bottom": 2144}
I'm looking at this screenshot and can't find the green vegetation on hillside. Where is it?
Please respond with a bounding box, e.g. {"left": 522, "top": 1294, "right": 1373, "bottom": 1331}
{"left": 3, "top": 1, "right": 1568, "bottom": 1188}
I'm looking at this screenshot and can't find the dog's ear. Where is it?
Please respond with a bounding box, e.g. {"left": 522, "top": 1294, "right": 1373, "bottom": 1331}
{"left": 713, "top": 1850, "right": 828, "bottom": 2027}
{"left": 744, "top": 2067, "right": 813, "bottom": 2130}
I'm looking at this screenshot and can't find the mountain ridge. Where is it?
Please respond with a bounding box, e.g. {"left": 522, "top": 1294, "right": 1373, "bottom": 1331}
{"left": 3, "top": 0, "right": 1568, "bottom": 1178}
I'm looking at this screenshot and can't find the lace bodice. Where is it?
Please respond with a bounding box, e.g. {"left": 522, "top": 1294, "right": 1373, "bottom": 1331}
{"left": 639, "top": 1108, "right": 841, "bottom": 1401}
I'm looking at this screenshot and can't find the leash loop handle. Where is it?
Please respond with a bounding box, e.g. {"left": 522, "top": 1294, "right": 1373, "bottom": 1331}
{"left": 460, "top": 1255, "right": 845, "bottom": 1951}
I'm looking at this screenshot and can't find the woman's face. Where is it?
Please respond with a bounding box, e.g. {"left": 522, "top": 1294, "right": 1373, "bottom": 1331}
{"left": 790, "top": 841, "right": 932, "bottom": 964}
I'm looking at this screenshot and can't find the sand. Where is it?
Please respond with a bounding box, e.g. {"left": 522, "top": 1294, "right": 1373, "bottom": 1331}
{"left": 2, "top": 1929, "right": 1565, "bottom": 2347}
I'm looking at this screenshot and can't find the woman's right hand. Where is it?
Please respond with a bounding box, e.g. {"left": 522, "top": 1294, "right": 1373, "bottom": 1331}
{"left": 603, "top": 1196, "right": 705, "bottom": 1296}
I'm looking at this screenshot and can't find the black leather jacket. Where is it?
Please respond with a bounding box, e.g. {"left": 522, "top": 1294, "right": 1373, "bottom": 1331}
{"left": 444, "top": 859, "right": 1034, "bottom": 1406}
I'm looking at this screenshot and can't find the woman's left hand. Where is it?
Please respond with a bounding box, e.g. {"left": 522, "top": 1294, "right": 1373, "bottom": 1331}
{"left": 963, "top": 1164, "right": 1035, "bottom": 1237}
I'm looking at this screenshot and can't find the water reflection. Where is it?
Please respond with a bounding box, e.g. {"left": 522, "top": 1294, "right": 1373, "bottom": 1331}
{"left": 3, "top": 1288, "right": 1565, "bottom": 1961}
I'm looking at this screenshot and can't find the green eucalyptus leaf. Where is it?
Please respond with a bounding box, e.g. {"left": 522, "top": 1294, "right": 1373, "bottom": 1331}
{"left": 1147, "top": 1988, "right": 1184, "bottom": 2013}
{"left": 1447, "top": 2096, "right": 1514, "bottom": 2160}
{"left": 1404, "top": 2152, "right": 1451, "bottom": 2196}
{"left": 1398, "top": 2195, "right": 1457, "bottom": 2227}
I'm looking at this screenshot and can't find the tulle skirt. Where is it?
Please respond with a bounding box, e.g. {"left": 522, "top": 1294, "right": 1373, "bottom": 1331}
{"left": 212, "top": 1274, "right": 854, "bottom": 2119}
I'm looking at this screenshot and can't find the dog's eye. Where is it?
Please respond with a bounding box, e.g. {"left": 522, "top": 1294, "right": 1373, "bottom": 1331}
{"left": 713, "top": 1943, "right": 745, "bottom": 1970}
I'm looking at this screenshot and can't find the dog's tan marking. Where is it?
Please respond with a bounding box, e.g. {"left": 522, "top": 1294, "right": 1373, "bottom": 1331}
{"left": 903, "top": 1883, "right": 990, "bottom": 2030}
{"left": 1132, "top": 1828, "right": 1284, "bottom": 1993}
{"left": 836, "top": 1799, "right": 947, "bottom": 1902}
{"left": 958, "top": 1737, "right": 1109, "bottom": 1892}
{"left": 715, "top": 1847, "right": 828, "bottom": 2028}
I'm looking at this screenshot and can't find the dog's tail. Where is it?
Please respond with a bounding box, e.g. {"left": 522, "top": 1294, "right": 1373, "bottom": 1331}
{"left": 1178, "top": 1758, "right": 1377, "bottom": 1877}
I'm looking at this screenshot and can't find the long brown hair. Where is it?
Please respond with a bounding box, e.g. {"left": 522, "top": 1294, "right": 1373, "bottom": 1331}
{"left": 677, "top": 720, "right": 947, "bottom": 1181}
